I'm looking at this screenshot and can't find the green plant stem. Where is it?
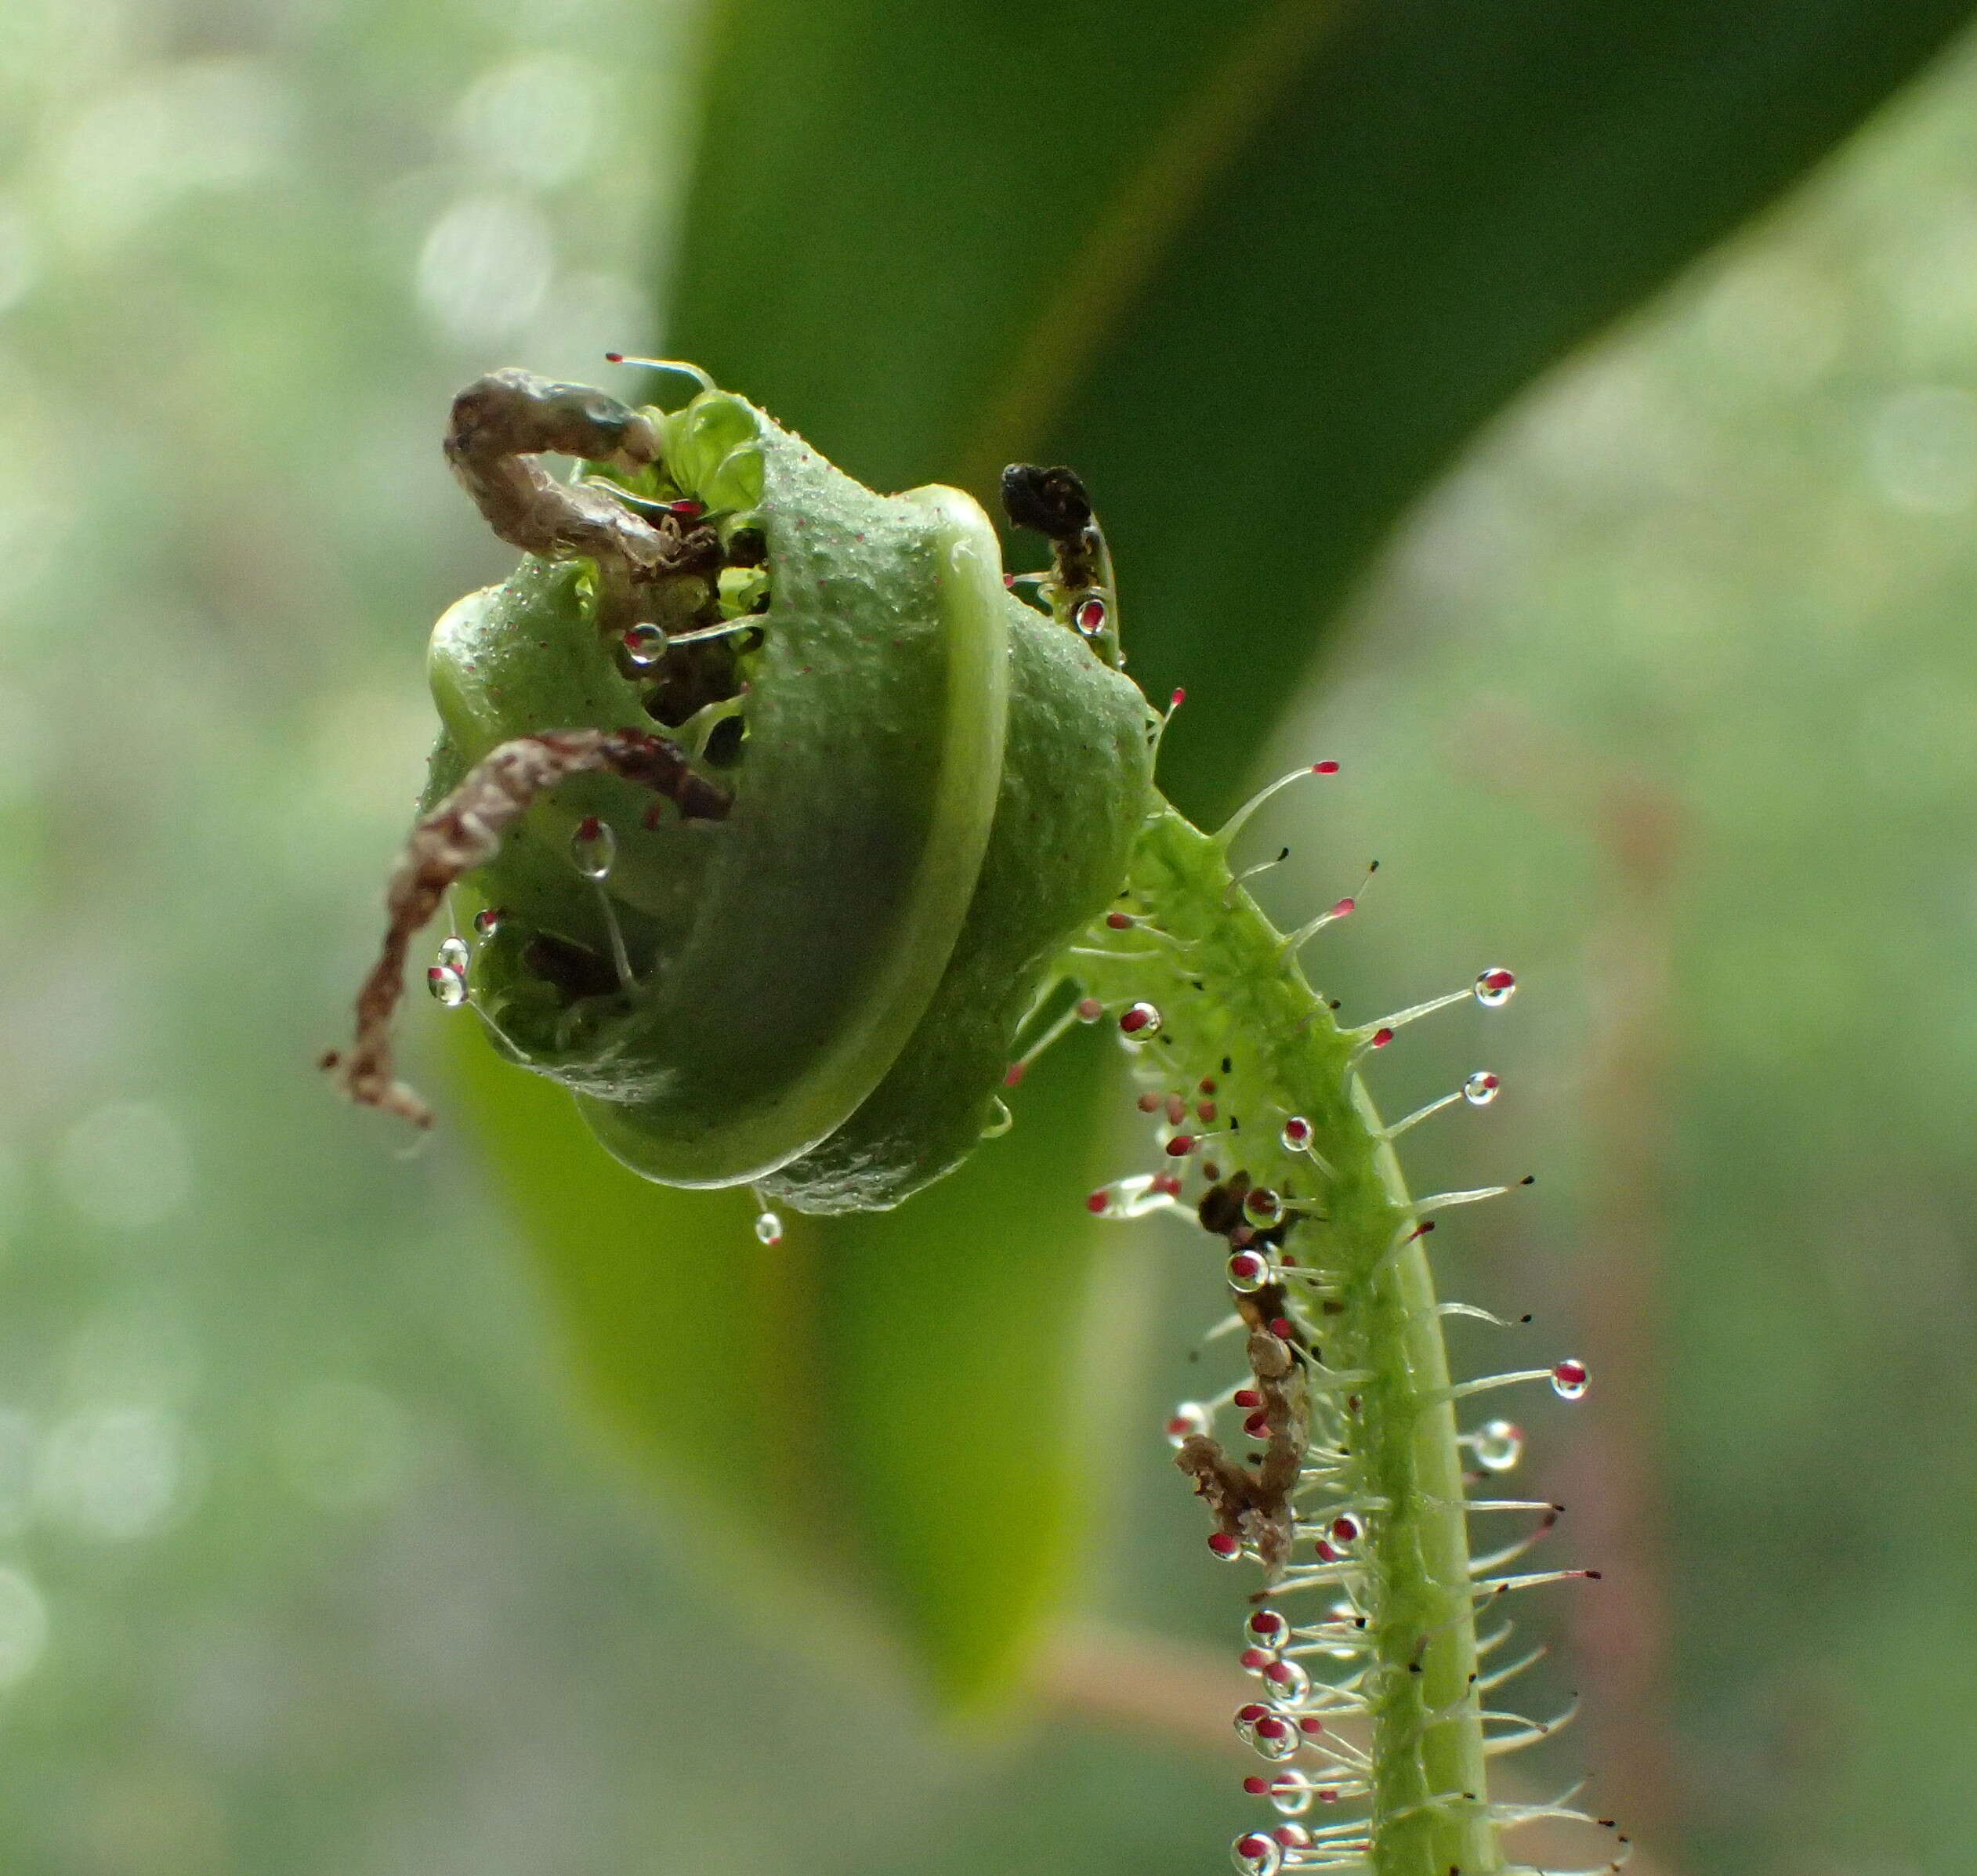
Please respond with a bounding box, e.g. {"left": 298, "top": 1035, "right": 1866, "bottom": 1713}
{"left": 1072, "top": 803, "right": 1501, "bottom": 1876}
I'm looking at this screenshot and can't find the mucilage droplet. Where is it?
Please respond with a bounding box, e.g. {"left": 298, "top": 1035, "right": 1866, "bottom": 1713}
{"left": 570, "top": 816, "right": 617, "bottom": 880}
{"left": 1471, "top": 1418, "right": 1524, "bottom": 1472}
{"left": 425, "top": 964, "right": 467, "bottom": 1008}
{"left": 1551, "top": 1357, "right": 1589, "bottom": 1400}
{"left": 1473, "top": 967, "right": 1517, "bottom": 1008}
{"left": 1166, "top": 1400, "right": 1211, "bottom": 1447}
{"left": 1463, "top": 1071, "right": 1500, "bottom": 1106}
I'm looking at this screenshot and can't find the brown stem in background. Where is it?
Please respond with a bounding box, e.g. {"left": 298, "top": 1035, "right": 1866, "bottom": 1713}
{"left": 1564, "top": 774, "right": 1682, "bottom": 1854}
{"left": 1464, "top": 701, "right": 1684, "bottom": 1860}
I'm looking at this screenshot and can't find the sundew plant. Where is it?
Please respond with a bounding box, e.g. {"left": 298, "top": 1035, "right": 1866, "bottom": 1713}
{"left": 331, "top": 361, "right": 1618, "bottom": 1876}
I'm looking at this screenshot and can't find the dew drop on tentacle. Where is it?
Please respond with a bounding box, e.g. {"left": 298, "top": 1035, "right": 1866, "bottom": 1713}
{"left": 1552, "top": 1358, "right": 1590, "bottom": 1400}
{"left": 1075, "top": 996, "right": 1105, "bottom": 1023}
{"left": 1208, "top": 1531, "right": 1244, "bottom": 1561}
{"left": 1464, "top": 1070, "right": 1501, "bottom": 1106}
{"left": 1242, "top": 1186, "right": 1283, "bottom": 1228}
{"left": 622, "top": 623, "right": 667, "bottom": 666}
{"left": 1074, "top": 596, "right": 1108, "bottom": 639}
{"left": 436, "top": 936, "right": 470, "bottom": 976}
{"left": 570, "top": 816, "right": 617, "bottom": 881}
{"left": 473, "top": 905, "right": 503, "bottom": 939}
{"left": 1280, "top": 1116, "right": 1313, "bottom": 1152}
{"left": 1227, "top": 1248, "right": 1273, "bottom": 1293}
{"left": 753, "top": 1208, "right": 784, "bottom": 1247}
{"left": 1234, "top": 1702, "right": 1298, "bottom": 1758}
{"left": 1474, "top": 967, "right": 1518, "bottom": 1008}
{"left": 1261, "top": 1656, "right": 1310, "bottom": 1700}
{"left": 425, "top": 963, "right": 468, "bottom": 1009}
{"left": 1118, "top": 1000, "right": 1162, "bottom": 1037}
{"left": 1230, "top": 1831, "right": 1283, "bottom": 1876}
{"left": 1262, "top": 1771, "right": 1320, "bottom": 1818}
{"left": 1166, "top": 1400, "right": 1211, "bottom": 1447}
{"left": 1471, "top": 1418, "right": 1525, "bottom": 1472}
{"left": 1246, "top": 1608, "right": 1289, "bottom": 1649}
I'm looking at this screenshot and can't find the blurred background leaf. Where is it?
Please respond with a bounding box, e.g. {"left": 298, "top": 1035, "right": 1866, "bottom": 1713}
{"left": 4, "top": 0, "right": 1977, "bottom": 1871}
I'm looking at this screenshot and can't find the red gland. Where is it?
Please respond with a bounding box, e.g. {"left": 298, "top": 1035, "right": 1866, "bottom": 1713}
{"left": 1165, "top": 1135, "right": 1197, "bottom": 1157}
{"left": 1298, "top": 1717, "right": 1325, "bottom": 1736}
{"left": 1197, "top": 1100, "right": 1218, "bottom": 1121}
{"left": 1313, "top": 761, "right": 1339, "bottom": 774}
{"left": 1084, "top": 1190, "right": 1110, "bottom": 1215}
{"left": 1239, "top": 1647, "right": 1274, "bottom": 1670}
{"left": 1106, "top": 911, "right": 1135, "bottom": 929}
{"left": 1003, "top": 1062, "right": 1026, "bottom": 1086}
{"left": 1371, "top": 1027, "right": 1394, "bottom": 1048}
{"left": 1268, "top": 1317, "right": 1295, "bottom": 1339}
{"left": 1242, "top": 1776, "right": 1269, "bottom": 1796}
{"left": 1480, "top": 969, "right": 1515, "bottom": 992}
{"left": 1331, "top": 1515, "right": 1363, "bottom": 1544}
{"left": 1137, "top": 1091, "right": 1164, "bottom": 1113}
{"left": 1151, "top": 1173, "right": 1185, "bottom": 1197}
{"left": 1207, "top": 1532, "right": 1241, "bottom": 1559}
{"left": 1170, "top": 686, "right": 1187, "bottom": 707}
{"left": 1233, "top": 1389, "right": 1262, "bottom": 1409}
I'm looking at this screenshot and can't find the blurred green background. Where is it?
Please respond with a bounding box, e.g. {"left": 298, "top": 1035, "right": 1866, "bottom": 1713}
{"left": 5, "top": 2, "right": 1977, "bottom": 1871}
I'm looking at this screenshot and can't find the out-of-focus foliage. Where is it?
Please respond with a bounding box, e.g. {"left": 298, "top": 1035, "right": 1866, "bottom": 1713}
{"left": 1, "top": 1, "right": 1976, "bottom": 1874}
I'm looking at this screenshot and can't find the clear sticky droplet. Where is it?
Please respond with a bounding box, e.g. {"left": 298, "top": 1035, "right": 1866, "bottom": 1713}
{"left": 1265, "top": 1772, "right": 1317, "bottom": 1818}
{"left": 473, "top": 906, "right": 503, "bottom": 938}
{"left": 570, "top": 816, "right": 617, "bottom": 880}
{"left": 1463, "top": 1071, "right": 1501, "bottom": 1106}
{"left": 622, "top": 623, "right": 667, "bottom": 666}
{"left": 1473, "top": 967, "right": 1518, "bottom": 1008}
{"left": 1261, "top": 1657, "right": 1310, "bottom": 1702}
{"left": 1075, "top": 996, "right": 1105, "bottom": 1023}
{"left": 1227, "top": 1249, "right": 1272, "bottom": 1294}
{"left": 437, "top": 936, "right": 470, "bottom": 976}
{"left": 1165, "top": 1400, "right": 1211, "bottom": 1447}
{"left": 754, "top": 1209, "right": 784, "bottom": 1247}
{"left": 979, "top": 1096, "right": 1014, "bottom": 1139}
{"left": 1552, "top": 1358, "right": 1589, "bottom": 1400}
{"left": 1074, "top": 596, "right": 1108, "bottom": 639}
{"left": 1280, "top": 1116, "right": 1312, "bottom": 1152}
{"left": 1472, "top": 1418, "right": 1524, "bottom": 1472}
{"left": 1118, "top": 1001, "right": 1162, "bottom": 1038}
{"left": 1247, "top": 1608, "right": 1288, "bottom": 1647}
{"left": 425, "top": 965, "right": 467, "bottom": 1009}
{"left": 1230, "top": 1832, "right": 1283, "bottom": 1876}
{"left": 1242, "top": 1187, "right": 1282, "bottom": 1228}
